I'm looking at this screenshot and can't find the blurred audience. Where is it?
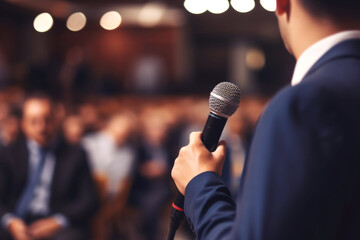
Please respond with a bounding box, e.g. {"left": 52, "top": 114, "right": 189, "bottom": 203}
{"left": 130, "top": 106, "right": 175, "bottom": 240}
{"left": 0, "top": 89, "right": 267, "bottom": 240}
{"left": 78, "top": 103, "right": 101, "bottom": 135}
{"left": 0, "top": 102, "right": 10, "bottom": 126}
{"left": 62, "top": 114, "right": 84, "bottom": 145}
{"left": 82, "top": 111, "right": 137, "bottom": 239}
{"left": 0, "top": 49, "right": 10, "bottom": 89}
{"left": 83, "top": 111, "right": 137, "bottom": 197}
{"left": 224, "top": 109, "right": 249, "bottom": 197}
{"left": 178, "top": 97, "right": 209, "bottom": 147}
{"left": 0, "top": 93, "right": 99, "bottom": 240}
{"left": 223, "top": 97, "right": 268, "bottom": 197}
{"left": 241, "top": 96, "right": 268, "bottom": 142}
{"left": 132, "top": 51, "right": 166, "bottom": 94}
{"left": 0, "top": 106, "right": 21, "bottom": 148}
{"left": 59, "top": 47, "right": 93, "bottom": 103}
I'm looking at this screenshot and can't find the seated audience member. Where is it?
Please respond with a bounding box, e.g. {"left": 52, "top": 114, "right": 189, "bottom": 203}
{"left": 0, "top": 106, "right": 21, "bottom": 149}
{"left": 178, "top": 98, "right": 208, "bottom": 147}
{"left": 62, "top": 114, "right": 84, "bottom": 145}
{"left": 82, "top": 111, "right": 137, "bottom": 240}
{"left": 130, "top": 107, "right": 174, "bottom": 240}
{"left": 0, "top": 93, "right": 99, "bottom": 240}
{"left": 224, "top": 109, "right": 249, "bottom": 197}
{"left": 78, "top": 103, "right": 100, "bottom": 135}
{"left": 82, "top": 111, "right": 137, "bottom": 197}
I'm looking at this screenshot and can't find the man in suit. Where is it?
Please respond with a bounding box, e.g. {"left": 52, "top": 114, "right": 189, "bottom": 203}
{"left": 171, "top": 0, "right": 360, "bottom": 239}
{"left": 0, "top": 94, "right": 99, "bottom": 240}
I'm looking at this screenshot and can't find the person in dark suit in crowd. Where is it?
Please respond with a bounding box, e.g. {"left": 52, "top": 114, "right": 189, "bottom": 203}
{"left": 0, "top": 106, "right": 21, "bottom": 150}
{"left": 130, "top": 107, "right": 174, "bottom": 240}
{"left": 172, "top": 0, "right": 360, "bottom": 239}
{"left": 0, "top": 93, "right": 99, "bottom": 240}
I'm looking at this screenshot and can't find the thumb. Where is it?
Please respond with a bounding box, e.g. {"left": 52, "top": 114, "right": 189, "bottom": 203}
{"left": 213, "top": 140, "right": 227, "bottom": 160}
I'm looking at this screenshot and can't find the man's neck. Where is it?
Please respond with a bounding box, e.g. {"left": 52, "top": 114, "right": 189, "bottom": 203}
{"left": 289, "top": 5, "right": 360, "bottom": 60}
{"left": 292, "top": 19, "right": 341, "bottom": 59}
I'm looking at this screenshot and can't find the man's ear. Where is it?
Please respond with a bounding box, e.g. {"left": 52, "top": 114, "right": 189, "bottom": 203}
{"left": 276, "top": 0, "right": 290, "bottom": 16}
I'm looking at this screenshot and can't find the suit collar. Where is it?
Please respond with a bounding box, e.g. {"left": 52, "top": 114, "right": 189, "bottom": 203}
{"left": 302, "top": 39, "right": 360, "bottom": 82}
{"left": 292, "top": 31, "right": 360, "bottom": 86}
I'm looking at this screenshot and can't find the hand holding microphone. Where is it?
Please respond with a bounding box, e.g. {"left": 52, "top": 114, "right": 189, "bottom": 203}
{"left": 171, "top": 132, "right": 227, "bottom": 195}
{"left": 168, "top": 82, "right": 241, "bottom": 240}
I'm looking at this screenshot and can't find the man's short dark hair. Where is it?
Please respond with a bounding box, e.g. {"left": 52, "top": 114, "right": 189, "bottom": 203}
{"left": 299, "top": 0, "right": 360, "bottom": 20}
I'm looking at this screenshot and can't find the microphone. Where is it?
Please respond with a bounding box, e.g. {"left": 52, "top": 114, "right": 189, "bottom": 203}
{"left": 168, "top": 82, "right": 241, "bottom": 240}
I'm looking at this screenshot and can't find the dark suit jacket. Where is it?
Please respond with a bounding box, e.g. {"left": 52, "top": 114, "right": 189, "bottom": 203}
{"left": 0, "top": 137, "right": 99, "bottom": 229}
{"left": 184, "top": 39, "right": 360, "bottom": 240}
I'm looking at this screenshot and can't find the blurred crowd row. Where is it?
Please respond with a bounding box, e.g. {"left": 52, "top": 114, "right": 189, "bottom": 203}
{"left": 0, "top": 88, "right": 267, "bottom": 240}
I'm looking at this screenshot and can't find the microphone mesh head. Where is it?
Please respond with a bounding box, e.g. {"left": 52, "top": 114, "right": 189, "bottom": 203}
{"left": 209, "top": 82, "right": 241, "bottom": 118}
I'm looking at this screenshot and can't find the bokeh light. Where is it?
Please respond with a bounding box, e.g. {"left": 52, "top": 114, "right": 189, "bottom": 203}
{"left": 231, "top": 0, "right": 255, "bottom": 13}
{"left": 260, "top": 0, "right": 277, "bottom": 12}
{"left": 100, "top": 11, "right": 122, "bottom": 30}
{"left": 207, "top": 0, "right": 230, "bottom": 14}
{"left": 138, "top": 2, "right": 165, "bottom": 27}
{"left": 66, "top": 12, "right": 87, "bottom": 32}
{"left": 184, "top": 0, "right": 208, "bottom": 14}
{"left": 246, "top": 48, "right": 266, "bottom": 70}
{"left": 33, "top": 12, "right": 53, "bottom": 33}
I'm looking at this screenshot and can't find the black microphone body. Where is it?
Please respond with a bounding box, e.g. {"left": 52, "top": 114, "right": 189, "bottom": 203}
{"left": 168, "top": 82, "right": 241, "bottom": 240}
{"left": 201, "top": 112, "right": 227, "bottom": 152}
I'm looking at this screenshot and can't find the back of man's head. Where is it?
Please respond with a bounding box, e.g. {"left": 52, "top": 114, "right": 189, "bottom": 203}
{"left": 299, "top": 0, "right": 360, "bottom": 20}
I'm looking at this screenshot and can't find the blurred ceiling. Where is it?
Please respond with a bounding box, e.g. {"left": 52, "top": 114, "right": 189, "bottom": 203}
{"left": 0, "top": 0, "right": 292, "bottom": 95}
{"left": 66, "top": 0, "right": 182, "bottom": 7}
{"left": 0, "top": 0, "right": 281, "bottom": 41}
{"left": 2, "top": 0, "right": 182, "bottom": 14}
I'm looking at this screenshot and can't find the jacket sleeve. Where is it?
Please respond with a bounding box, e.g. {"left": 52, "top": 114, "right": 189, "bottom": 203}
{"left": 184, "top": 86, "right": 355, "bottom": 240}
{"left": 185, "top": 172, "right": 236, "bottom": 240}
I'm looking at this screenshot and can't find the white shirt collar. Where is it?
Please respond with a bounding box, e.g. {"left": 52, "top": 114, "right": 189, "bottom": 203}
{"left": 291, "top": 30, "right": 360, "bottom": 86}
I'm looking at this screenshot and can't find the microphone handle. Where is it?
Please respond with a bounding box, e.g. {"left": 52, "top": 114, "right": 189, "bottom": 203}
{"left": 168, "top": 112, "right": 227, "bottom": 239}
{"left": 201, "top": 112, "right": 227, "bottom": 152}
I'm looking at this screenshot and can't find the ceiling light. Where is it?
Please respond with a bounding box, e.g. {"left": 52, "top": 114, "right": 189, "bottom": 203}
{"left": 231, "top": 0, "right": 255, "bottom": 13}
{"left": 66, "top": 12, "right": 86, "bottom": 32}
{"left": 33, "top": 12, "right": 53, "bottom": 33}
{"left": 207, "top": 0, "right": 230, "bottom": 14}
{"left": 184, "top": 0, "right": 208, "bottom": 14}
{"left": 138, "top": 2, "right": 165, "bottom": 27}
{"left": 100, "top": 11, "right": 122, "bottom": 30}
{"left": 260, "top": 0, "right": 276, "bottom": 12}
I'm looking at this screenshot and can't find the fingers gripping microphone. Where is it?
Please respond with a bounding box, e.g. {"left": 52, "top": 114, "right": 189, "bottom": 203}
{"left": 168, "top": 82, "right": 241, "bottom": 240}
